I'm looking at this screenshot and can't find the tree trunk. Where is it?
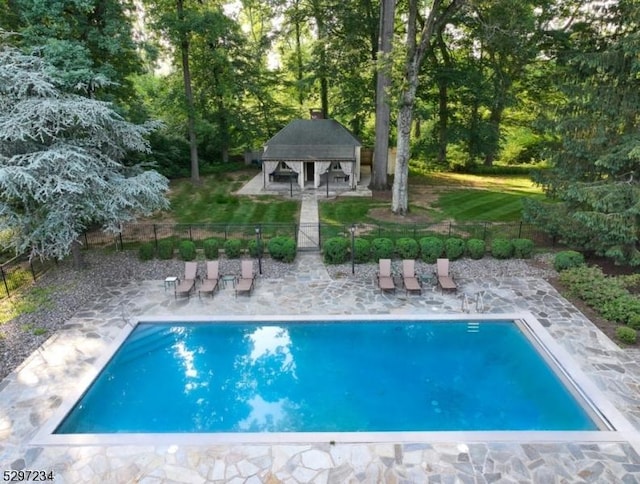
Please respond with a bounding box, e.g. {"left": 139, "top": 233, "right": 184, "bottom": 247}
{"left": 392, "top": 89, "right": 417, "bottom": 215}
{"left": 390, "top": 0, "right": 465, "bottom": 215}
{"left": 483, "top": 102, "right": 504, "bottom": 166}
{"left": 71, "top": 239, "right": 84, "bottom": 269}
{"left": 371, "top": 0, "right": 396, "bottom": 191}
{"left": 177, "top": 0, "right": 199, "bottom": 184}
{"left": 437, "top": 80, "right": 448, "bottom": 164}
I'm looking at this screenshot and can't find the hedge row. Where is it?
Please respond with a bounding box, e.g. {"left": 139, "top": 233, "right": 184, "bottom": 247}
{"left": 138, "top": 236, "right": 296, "bottom": 262}
{"left": 559, "top": 265, "right": 640, "bottom": 344}
{"left": 322, "top": 236, "right": 535, "bottom": 264}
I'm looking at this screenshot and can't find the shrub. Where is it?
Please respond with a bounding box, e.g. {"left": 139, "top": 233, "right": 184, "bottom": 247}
{"left": 203, "top": 238, "right": 220, "bottom": 259}
{"left": 419, "top": 237, "right": 444, "bottom": 263}
{"left": 323, "top": 237, "right": 349, "bottom": 264}
{"left": 268, "top": 236, "right": 296, "bottom": 262}
{"left": 178, "top": 240, "right": 197, "bottom": 261}
{"left": 559, "top": 265, "right": 628, "bottom": 309}
{"left": 553, "top": 250, "right": 585, "bottom": 271}
{"left": 491, "top": 238, "right": 513, "bottom": 259}
{"left": 247, "top": 239, "right": 263, "bottom": 258}
{"left": 353, "top": 238, "right": 372, "bottom": 263}
{"left": 616, "top": 326, "right": 637, "bottom": 345}
{"left": 371, "top": 238, "right": 394, "bottom": 260}
{"left": 223, "top": 239, "right": 243, "bottom": 258}
{"left": 138, "top": 242, "right": 154, "bottom": 261}
{"left": 629, "top": 314, "right": 640, "bottom": 330}
{"left": 444, "top": 237, "right": 465, "bottom": 260}
{"left": 466, "top": 239, "right": 486, "bottom": 260}
{"left": 157, "top": 239, "right": 174, "bottom": 260}
{"left": 512, "top": 238, "right": 534, "bottom": 258}
{"left": 395, "top": 237, "right": 419, "bottom": 260}
{"left": 601, "top": 295, "right": 640, "bottom": 325}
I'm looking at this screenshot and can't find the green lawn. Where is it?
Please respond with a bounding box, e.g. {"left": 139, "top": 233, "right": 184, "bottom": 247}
{"left": 320, "top": 173, "right": 546, "bottom": 225}
{"left": 434, "top": 189, "right": 541, "bottom": 222}
{"left": 162, "top": 171, "right": 300, "bottom": 224}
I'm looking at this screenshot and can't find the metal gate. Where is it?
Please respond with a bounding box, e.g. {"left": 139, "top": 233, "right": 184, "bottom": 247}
{"left": 297, "top": 223, "right": 320, "bottom": 251}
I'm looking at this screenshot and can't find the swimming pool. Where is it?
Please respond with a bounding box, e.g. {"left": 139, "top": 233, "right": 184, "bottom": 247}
{"left": 37, "top": 314, "right": 631, "bottom": 445}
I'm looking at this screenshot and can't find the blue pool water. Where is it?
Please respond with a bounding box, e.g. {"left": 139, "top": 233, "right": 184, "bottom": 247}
{"left": 56, "top": 320, "right": 598, "bottom": 433}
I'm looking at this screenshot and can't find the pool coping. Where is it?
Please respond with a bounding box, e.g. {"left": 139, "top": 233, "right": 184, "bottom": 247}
{"left": 32, "top": 312, "right": 638, "bottom": 447}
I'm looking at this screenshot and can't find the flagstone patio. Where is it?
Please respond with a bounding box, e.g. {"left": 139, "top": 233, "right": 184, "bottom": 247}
{"left": 2, "top": 253, "right": 640, "bottom": 482}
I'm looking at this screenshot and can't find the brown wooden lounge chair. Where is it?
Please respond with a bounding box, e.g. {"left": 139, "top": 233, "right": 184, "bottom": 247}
{"left": 402, "top": 259, "right": 422, "bottom": 295}
{"left": 175, "top": 261, "right": 197, "bottom": 299}
{"left": 235, "top": 260, "right": 255, "bottom": 297}
{"left": 376, "top": 259, "right": 396, "bottom": 293}
{"left": 198, "top": 261, "right": 219, "bottom": 298}
{"left": 436, "top": 258, "right": 457, "bottom": 292}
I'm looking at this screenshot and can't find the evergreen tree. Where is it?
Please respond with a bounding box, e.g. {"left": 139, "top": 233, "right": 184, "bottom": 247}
{"left": 0, "top": 46, "right": 169, "bottom": 267}
{"left": 524, "top": 0, "right": 640, "bottom": 264}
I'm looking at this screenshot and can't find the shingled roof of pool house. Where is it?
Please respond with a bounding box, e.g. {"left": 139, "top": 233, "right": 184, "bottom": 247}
{"left": 261, "top": 110, "right": 362, "bottom": 190}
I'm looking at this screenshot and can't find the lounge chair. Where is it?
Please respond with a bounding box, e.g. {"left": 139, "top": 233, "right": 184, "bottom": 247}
{"left": 175, "top": 261, "right": 197, "bottom": 299}
{"left": 402, "top": 259, "right": 422, "bottom": 295}
{"left": 235, "top": 260, "right": 255, "bottom": 297}
{"left": 436, "top": 258, "right": 457, "bottom": 292}
{"left": 198, "top": 261, "right": 219, "bottom": 298}
{"left": 376, "top": 259, "right": 396, "bottom": 293}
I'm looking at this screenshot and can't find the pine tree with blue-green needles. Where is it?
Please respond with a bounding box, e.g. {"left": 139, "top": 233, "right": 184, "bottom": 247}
{"left": 0, "top": 45, "right": 169, "bottom": 267}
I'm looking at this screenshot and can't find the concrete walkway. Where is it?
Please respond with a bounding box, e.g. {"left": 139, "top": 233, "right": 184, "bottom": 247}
{"left": 297, "top": 193, "right": 320, "bottom": 251}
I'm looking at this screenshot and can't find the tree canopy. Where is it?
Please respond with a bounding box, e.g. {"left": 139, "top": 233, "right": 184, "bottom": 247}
{"left": 0, "top": 45, "right": 169, "bottom": 266}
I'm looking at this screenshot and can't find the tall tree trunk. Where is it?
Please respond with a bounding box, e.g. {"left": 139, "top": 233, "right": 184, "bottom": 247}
{"left": 371, "top": 0, "right": 396, "bottom": 191}
{"left": 177, "top": 0, "right": 199, "bottom": 184}
{"left": 392, "top": 0, "right": 465, "bottom": 214}
{"left": 294, "top": 0, "right": 304, "bottom": 106}
{"left": 71, "top": 239, "right": 84, "bottom": 270}
{"left": 392, "top": 78, "right": 418, "bottom": 215}
{"left": 313, "top": 6, "right": 329, "bottom": 116}
{"left": 435, "top": 28, "right": 451, "bottom": 165}
{"left": 483, "top": 101, "right": 504, "bottom": 166}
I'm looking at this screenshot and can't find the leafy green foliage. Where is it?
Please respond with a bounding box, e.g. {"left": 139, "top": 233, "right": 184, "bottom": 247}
{"left": 419, "top": 237, "right": 444, "bottom": 263}
{"left": 466, "top": 239, "right": 486, "bottom": 259}
{"left": 395, "top": 238, "right": 419, "bottom": 260}
{"left": 157, "top": 240, "right": 174, "bottom": 260}
{"left": 371, "top": 238, "right": 394, "bottom": 261}
{"left": 512, "top": 238, "right": 534, "bottom": 258}
{"left": 491, "top": 238, "right": 513, "bottom": 259}
{"left": 247, "top": 239, "right": 262, "bottom": 258}
{"left": 138, "top": 242, "right": 155, "bottom": 261}
{"left": 323, "top": 237, "right": 349, "bottom": 264}
{"left": 616, "top": 326, "right": 637, "bottom": 345}
{"left": 203, "top": 238, "right": 220, "bottom": 259}
{"left": 223, "top": 239, "right": 242, "bottom": 259}
{"left": 353, "top": 238, "right": 371, "bottom": 263}
{"left": 559, "top": 266, "right": 628, "bottom": 309}
{"left": 178, "top": 240, "right": 197, "bottom": 261}
{"left": 444, "top": 237, "right": 465, "bottom": 260}
{"left": 601, "top": 296, "right": 640, "bottom": 326}
{"left": 267, "top": 236, "right": 296, "bottom": 262}
{"left": 553, "top": 251, "right": 585, "bottom": 272}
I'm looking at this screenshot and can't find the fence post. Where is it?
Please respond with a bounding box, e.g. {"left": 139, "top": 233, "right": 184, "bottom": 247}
{"left": 84, "top": 231, "right": 89, "bottom": 250}
{"left": 317, "top": 223, "right": 321, "bottom": 249}
{"left": 29, "top": 259, "right": 36, "bottom": 282}
{"left": 518, "top": 221, "right": 523, "bottom": 239}
{"left": 448, "top": 222, "right": 452, "bottom": 237}
{"left": 153, "top": 224, "right": 158, "bottom": 250}
{"left": 0, "top": 265, "right": 9, "bottom": 298}
{"left": 483, "top": 222, "right": 488, "bottom": 241}
{"left": 119, "top": 232, "right": 124, "bottom": 251}
{"left": 189, "top": 226, "right": 193, "bottom": 241}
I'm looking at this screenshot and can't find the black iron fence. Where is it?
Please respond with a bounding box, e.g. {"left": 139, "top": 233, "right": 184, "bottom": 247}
{"left": 0, "top": 220, "right": 556, "bottom": 299}
{"left": 0, "top": 254, "right": 55, "bottom": 299}
{"left": 82, "top": 221, "right": 556, "bottom": 252}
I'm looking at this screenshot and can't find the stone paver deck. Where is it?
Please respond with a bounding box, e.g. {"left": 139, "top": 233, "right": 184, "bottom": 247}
{"left": 2, "top": 254, "right": 640, "bottom": 482}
